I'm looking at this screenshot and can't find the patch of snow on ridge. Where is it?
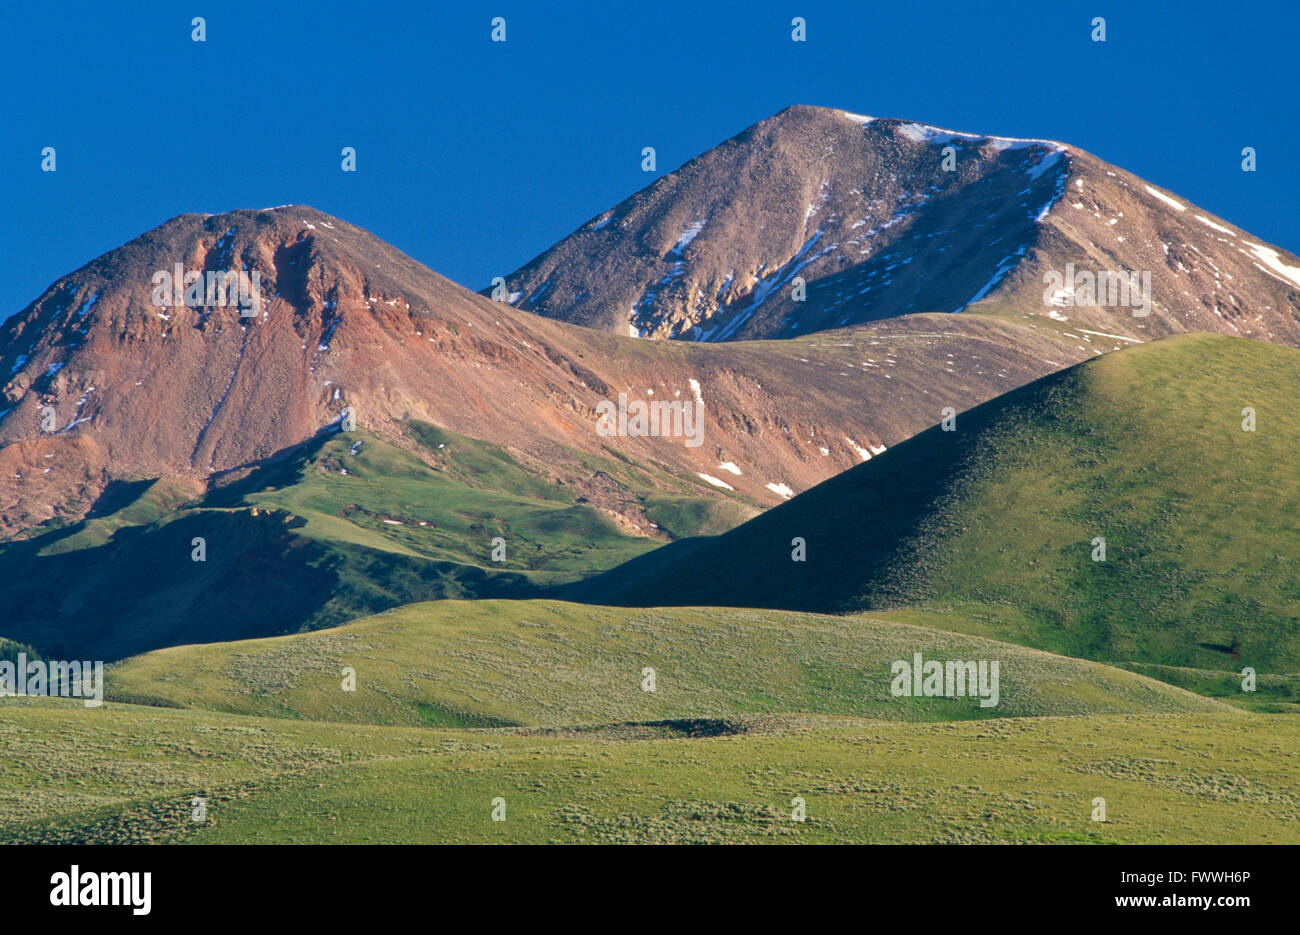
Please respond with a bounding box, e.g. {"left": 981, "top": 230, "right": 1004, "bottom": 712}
{"left": 845, "top": 438, "right": 872, "bottom": 461}
{"left": 1032, "top": 158, "right": 1070, "bottom": 222}
{"left": 841, "top": 111, "right": 875, "bottom": 125}
{"left": 688, "top": 378, "right": 704, "bottom": 407}
{"left": 952, "top": 245, "right": 1030, "bottom": 313}
{"left": 698, "top": 473, "right": 734, "bottom": 491}
{"left": 1195, "top": 215, "right": 1233, "bottom": 235}
{"left": 719, "top": 461, "right": 742, "bottom": 475}
{"left": 989, "top": 135, "right": 1067, "bottom": 153}
{"left": 898, "top": 123, "right": 981, "bottom": 145}
{"left": 766, "top": 482, "right": 794, "bottom": 499}
{"left": 1026, "top": 150, "right": 1063, "bottom": 180}
{"left": 896, "top": 121, "right": 1068, "bottom": 153}
{"left": 805, "top": 187, "right": 828, "bottom": 220}
{"left": 1144, "top": 185, "right": 1186, "bottom": 212}
{"left": 75, "top": 291, "right": 100, "bottom": 318}
{"left": 989, "top": 138, "right": 1041, "bottom": 152}
{"left": 713, "top": 232, "right": 833, "bottom": 341}
{"left": 717, "top": 270, "right": 734, "bottom": 302}
{"left": 1245, "top": 243, "right": 1300, "bottom": 289}
{"left": 669, "top": 220, "right": 705, "bottom": 256}
{"left": 1079, "top": 328, "right": 1140, "bottom": 343}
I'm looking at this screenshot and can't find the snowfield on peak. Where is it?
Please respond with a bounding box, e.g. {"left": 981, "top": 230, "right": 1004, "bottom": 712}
{"left": 1144, "top": 185, "right": 1186, "bottom": 212}
{"left": 893, "top": 120, "right": 1068, "bottom": 154}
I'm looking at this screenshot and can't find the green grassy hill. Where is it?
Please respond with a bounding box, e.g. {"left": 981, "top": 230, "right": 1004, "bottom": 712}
{"left": 0, "top": 424, "right": 707, "bottom": 660}
{"left": 561, "top": 334, "right": 1300, "bottom": 672}
{"left": 2, "top": 700, "right": 1296, "bottom": 844}
{"left": 106, "top": 598, "right": 1231, "bottom": 726}
{"left": 205, "top": 421, "right": 669, "bottom": 577}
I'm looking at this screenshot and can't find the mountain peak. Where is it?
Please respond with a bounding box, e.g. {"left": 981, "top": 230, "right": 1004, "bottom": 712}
{"left": 494, "top": 107, "right": 1299, "bottom": 347}
{"left": 5, "top": 200, "right": 1096, "bottom": 540}
{"left": 0, "top": 205, "right": 484, "bottom": 486}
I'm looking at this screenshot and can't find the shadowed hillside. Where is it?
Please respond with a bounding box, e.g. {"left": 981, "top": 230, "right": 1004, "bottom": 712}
{"left": 561, "top": 334, "right": 1300, "bottom": 671}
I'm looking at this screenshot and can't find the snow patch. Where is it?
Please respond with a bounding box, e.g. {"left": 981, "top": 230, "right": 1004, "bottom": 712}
{"left": 1245, "top": 243, "right": 1300, "bottom": 289}
{"left": 1195, "top": 215, "right": 1233, "bottom": 235}
{"left": 1144, "top": 185, "right": 1186, "bottom": 212}
{"left": 1078, "top": 328, "right": 1140, "bottom": 343}
{"left": 75, "top": 291, "right": 100, "bottom": 318}
{"left": 1025, "top": 150, "right": 1063, "bottom": 181}
{"left": 697, "top": 473, "right": 734, "bottom": 491}
{"left": 952, "top": 245, "right": 1029, "bottom": 312}
{"left": 765, "top": 482, "right": 794, "bottom": 499}
{"left": 845, "top": 438, "right": 872, "bottom": 461}
{"left": 896, "top": 121, "right": 1067, "bottom": 153}
{"left": 898, "top": 123, "right": 982, "bottom": 145}
{"left": 669, "top": 220, "right": 705, "bottom": 256}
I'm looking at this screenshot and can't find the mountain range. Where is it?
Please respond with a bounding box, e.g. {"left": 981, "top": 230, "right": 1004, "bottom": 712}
{"left": 1, "top": 105, "right": 1297, "bottom": 664}
{"left": 0, "top": 209, "right": 1093, "bottom": 540}
{"left": 3, "top": 105, "right": 1298, "bottom": 847}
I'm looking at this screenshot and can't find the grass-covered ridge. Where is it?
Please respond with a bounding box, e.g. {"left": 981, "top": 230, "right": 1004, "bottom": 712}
{"left": 563, "top": 334, "right": 1300, "bottom": 672}
{"left": 211, "top": 421, "right": 660, "bottom": 577}
{"left": 0, "top": 422, "right": 755, "bottom": 660}
{"left": 106, "top": 599, "right": 1231, "bottom": 727}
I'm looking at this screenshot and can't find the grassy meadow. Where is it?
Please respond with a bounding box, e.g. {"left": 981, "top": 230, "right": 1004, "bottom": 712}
{"left": 2, "top": 698, "right": 1296, "bottom": 845}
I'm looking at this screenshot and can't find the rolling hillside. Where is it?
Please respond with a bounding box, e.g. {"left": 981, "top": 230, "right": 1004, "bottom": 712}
{"left": 105, "top": 599, "right": 1231, "bottom": 727}
{"left": 0, "top": 424, "right": 691, "bottom": 660}
{"left": 3, "top": 700, "right": 1294, "bottom": 845}
{"left": 563, "top": 334, "right": 1300, "bottom": 671}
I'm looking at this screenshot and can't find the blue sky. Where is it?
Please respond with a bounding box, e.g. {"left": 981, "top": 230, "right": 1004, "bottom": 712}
{"left": 1, "top": 0, "right": 1294, "bottom": 319}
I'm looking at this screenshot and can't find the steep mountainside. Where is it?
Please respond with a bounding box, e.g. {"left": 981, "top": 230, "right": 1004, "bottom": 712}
{"left": 0, "top": 206, "right": 1097, "bottom": 538}
{"left": 495, "top": 105, "right": 1300, "bottom": 346}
